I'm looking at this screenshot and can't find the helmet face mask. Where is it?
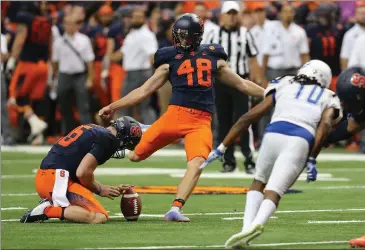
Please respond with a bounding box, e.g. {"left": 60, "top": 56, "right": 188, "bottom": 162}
{"left": 172, "top": 13, "right": 204, "bottom": 51}
{"left": 110, "top": 116, "right": 142, "bottom": 151}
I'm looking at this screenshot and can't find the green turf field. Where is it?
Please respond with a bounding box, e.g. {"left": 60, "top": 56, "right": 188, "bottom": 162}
{"left": 1, "top": 150, "right": 365, "bottom": 249}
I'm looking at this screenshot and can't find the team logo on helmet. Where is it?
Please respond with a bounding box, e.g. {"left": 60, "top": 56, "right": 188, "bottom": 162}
{"left": 130, "top": 125, "right": 142, "bottom": 137}
{"left": 351, "top": 73, "right": 365, "bottom": 88}
{"left": 209, "top": 46, "right": 215, "bottom": 50}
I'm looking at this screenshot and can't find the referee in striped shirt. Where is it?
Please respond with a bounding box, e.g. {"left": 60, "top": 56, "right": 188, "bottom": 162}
{"left": 205, "top": 1, "right": 265, "bottom": 173}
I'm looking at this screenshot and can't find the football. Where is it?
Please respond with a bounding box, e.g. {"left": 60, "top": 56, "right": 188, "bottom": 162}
{"left": 120, "top": 187, "right": 142, "bottom": 221}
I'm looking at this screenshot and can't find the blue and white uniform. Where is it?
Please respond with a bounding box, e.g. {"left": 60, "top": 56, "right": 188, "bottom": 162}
{"left": 255, "top": 75, "right": 342, "bottom": 196}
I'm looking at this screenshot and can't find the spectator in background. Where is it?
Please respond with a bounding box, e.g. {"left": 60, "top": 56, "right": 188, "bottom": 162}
{"left": 340, "top": 3, "right": 365, "bottom": 70}
{"left": 207, "top": 1, "right": 262, "bottom": 173}
{"left": 1, "top": 33, "right": 14, "bottom": 145}
{"left": 88, "top": 4, "right": 115, "bottom": 113}
{"left": 306, "top": 4, "right": 345, "bottom": 91}
{"left": 6, "top": 2, "right": 51, "bottom": 145}
{"left": 194, "top": 2, "right": 218, "bottom": 44}
{"left": 250, "top": 6, "right": 272, "bottom": 67}
{"left": 104, "top": 7, "right": 132, "bottom": 114}
{"left": 52, "top": 15, "right": 94, "bottom": 135}
{"left": 111, "top": 7, "right": 158, "bottom": 124}
{"left": 155, "top": 10, "right": 175, "bottom": 115}
{"left": 262, "top": 4, "right": 310, "bottom": 81}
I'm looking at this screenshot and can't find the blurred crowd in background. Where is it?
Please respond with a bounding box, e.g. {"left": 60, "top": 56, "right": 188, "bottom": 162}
{"left": 1, "top": 1, "right": 365, "bottom": 155}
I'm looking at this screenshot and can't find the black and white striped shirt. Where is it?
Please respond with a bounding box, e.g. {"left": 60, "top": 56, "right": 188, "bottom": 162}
{"left": 204, "top": 26, "right": 258, "bottom": 77}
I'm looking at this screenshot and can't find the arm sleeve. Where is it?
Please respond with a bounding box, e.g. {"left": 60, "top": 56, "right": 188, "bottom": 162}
{"left": 51, "top": 38, "right": 59, "bottom": 62}
{"left": 1, "top": 34, "right": 8, "bottom": 54}
{"left": 209, "top": 43, "right": 228, "bottom": 61}
{"left": 262, "top": 28, "right": 272, "bottom": 55}
{"left": 299, "top": 28, "right": 309, "bottom": 54}
{"left": 246, "top": 30, "right": 259, "bottom": 58}
{"left": 153, "top": 47, "right": 172, "bottom": 69}
{"left": 15, "top": 12, "right": 33, "bottom": 26}
{"left": 142, "top": 33, "right": 158, "bottom": 56}
{"left": 340, "top": 32, "right": 350, "bottom": 59}
{"left": 84, "top": 37, "right": 95, "bottom": 62}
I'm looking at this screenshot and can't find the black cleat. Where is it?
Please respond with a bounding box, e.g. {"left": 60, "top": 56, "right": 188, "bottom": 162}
{"left": 20, "top": 199, "right": 52, "bottom": 223}
{"left": 244, "top": 157, "right": 256, "bottom": 174}
{"left": 221, "top": 164, "right": 236, "bottom": 173}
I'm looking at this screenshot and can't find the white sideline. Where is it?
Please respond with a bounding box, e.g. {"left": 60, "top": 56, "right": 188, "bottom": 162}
{"left": 308, "top": 220, "right": 365, "bottom": 224}
{"left": 2, "top": 146, "right": 365, "bottom": 161}
{"left": 80, "top": 240, "right": 349, "bottom": 249}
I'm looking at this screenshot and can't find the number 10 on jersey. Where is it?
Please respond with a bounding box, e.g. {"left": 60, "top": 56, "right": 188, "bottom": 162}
{"left": 177, "top": 58, "right": 212, "bottom": 87}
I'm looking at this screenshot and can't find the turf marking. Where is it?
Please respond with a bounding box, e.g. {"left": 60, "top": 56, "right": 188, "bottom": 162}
{"left": 81, "top": 240, "right": 349, "bottom": 249}
{"left": 307, "top": 220, "right": 365, "bottom": 224}
{"left": 1, "top": 175, "right": 35, "bottom": 179}
{"left": 222, "top": 216, "right": 277, "bottom": 220}
{"left": 3, "top": 146, "right": 365, "bottom": 161}
{"left": 1, "top": 193, "right": 37, "bottom": 196}
{"left": 1, "top": 207, "right": 27, "bottom": 211}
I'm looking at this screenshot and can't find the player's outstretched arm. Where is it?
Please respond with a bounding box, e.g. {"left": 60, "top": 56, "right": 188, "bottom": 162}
{"left": 216, "top": 59, "right": 264, "bottom": 98}
{"left": 76, "top": 153, "right": 121, "bottom": 199}
{"left": 200, "top": 95, "right": 273, "bottom": 169}
{"left": 222, "top": 95, "right": 273, "bottom": 147}
{"left": 310, "top": 108, "right": 339, "bottom": 159}
{"left": 99, "top": 64, "right": 169, "bottom": 121}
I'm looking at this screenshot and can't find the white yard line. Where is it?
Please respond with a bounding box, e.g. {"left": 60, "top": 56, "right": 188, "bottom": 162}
{"left": 81, "top": 240, "right": 348, "bottom": 249}
{"left": 222, "top": 216, "right": 277, "bottom": 221}
{"left": 308, "top": 220, "right": 365, "bottom": 224}
{"left": 109, "top": 208, "right": 365, "bottom": 218}
{"left": 1, "top": 207, "right": 27, "bottom": 211}
{"left": 1, "top": 193, "right": 37, "bottom": 196}
{"left": 1, "top": 175, "right": 35, "bottom": 179}
{"left": 3, "top": 146, "right": 365, "bottom": 161}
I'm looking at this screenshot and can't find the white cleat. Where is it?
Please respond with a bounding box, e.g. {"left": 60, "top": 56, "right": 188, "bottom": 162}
{"left": 20, "top": 199, "right": 52, "bottom": 223}
{"left": 225, "top": 224, "right": 264, "bottom": 249}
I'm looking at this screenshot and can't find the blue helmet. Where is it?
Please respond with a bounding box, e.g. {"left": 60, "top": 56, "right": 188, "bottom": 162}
{"left": 172, "top": 13, "right": 204, "bottom": 51}
{"left": 110, "top": 116, "right": 142, "bottom": 151}
{"left": 336, "top": 67, "right": 365, "bottom": 115}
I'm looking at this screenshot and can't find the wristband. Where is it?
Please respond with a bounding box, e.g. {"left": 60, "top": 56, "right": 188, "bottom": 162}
{"left": 94, "top": 184, "right": 102, "bottom": 195}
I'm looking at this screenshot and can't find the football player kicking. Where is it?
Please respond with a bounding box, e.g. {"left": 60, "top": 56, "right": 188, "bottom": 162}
{"left": 202, "top": 60, "right": 343, "bottom": 248}
{"left": 99, "top": 13, "right": 264, "bottom": 222}
{"left": 305, "top": 66, "right": 365, "bottom": 248}
{"left": 20, "top": 117, "right": 142, "bottom": 224}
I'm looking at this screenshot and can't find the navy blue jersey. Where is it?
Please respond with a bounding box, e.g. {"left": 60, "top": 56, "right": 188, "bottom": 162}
{"left": 40, "top": 124, "right": 119, "bottom": 182}
{"left": 15, "top": 12, "right": 52, "bottom": 62}
{"left": 107, "top": 23, "right": 125, "bottom": 52}
{"left": 154, "top": 43, "right": 227, "bottom": 113}
{"left": 305, "top": 23, "right": 345, "bottom": 76}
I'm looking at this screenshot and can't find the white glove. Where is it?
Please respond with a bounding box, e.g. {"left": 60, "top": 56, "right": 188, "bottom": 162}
{"left": 6, "top": 57, "right": 16, "bottom": 73}
{"left": 199, "top": 143, "right": 227, "bottom": 169}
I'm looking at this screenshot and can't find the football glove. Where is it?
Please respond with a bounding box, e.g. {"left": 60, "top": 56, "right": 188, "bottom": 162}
{"left": 306, "top": 157, "right": 318, "bottom": 183}
{"left": 199, "top": 148, "right": 224, "bottom": 169}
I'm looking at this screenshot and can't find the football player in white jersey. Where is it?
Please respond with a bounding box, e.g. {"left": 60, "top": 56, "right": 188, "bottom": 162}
{"left": 201, "top": 60, "right": 343, "bottom": 248}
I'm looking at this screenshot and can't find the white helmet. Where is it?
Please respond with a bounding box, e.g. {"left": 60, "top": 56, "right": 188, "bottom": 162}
{"left": 296, "top": 60, "right": 332, "bottom": 88}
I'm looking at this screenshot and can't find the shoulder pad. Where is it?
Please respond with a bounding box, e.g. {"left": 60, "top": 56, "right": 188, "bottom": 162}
{"left": 15, "top": 12, "right": 33, "bottom": 25}
{"left": 201, "top": 43, "right": 228, "bottom": 61}
{"left": 153, "top": 46, "right": 177, "bottom": 69}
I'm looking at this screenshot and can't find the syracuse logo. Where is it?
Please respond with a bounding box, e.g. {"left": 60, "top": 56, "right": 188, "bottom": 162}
{"left": 351, "top": 73, "right": 365, "bottom": 88}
